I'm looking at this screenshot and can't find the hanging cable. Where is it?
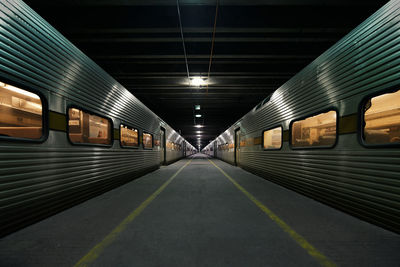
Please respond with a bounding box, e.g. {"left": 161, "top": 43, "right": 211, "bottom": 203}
{"left": 177, "top": 0, "right": 190, "bottom": 80}
{"left": 206, "top": 0, "right": 219, "bottom": 94}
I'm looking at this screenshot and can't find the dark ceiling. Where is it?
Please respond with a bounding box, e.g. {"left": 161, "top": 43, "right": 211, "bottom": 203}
{"left": 23, "top": 0, "right": 388, "bottom": 149}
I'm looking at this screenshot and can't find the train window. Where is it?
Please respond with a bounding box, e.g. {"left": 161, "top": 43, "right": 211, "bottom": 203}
{"left": 120, "top": 124, "right": 139, "bottom": 147}
{"left": 291, "top": 110, "right": 337, "bottom": 148}
{"left": 0, "top": 82, "right": 43, "bottom": 140}
{"left": 363, "top": 89, "right": 400, "bottom": 145}
{"left": 68, "top": 107, "right": 112, "bottom": 145}
{"left": 143, "top": 132, "right": 153, "bottom": 149}
{"left": 263, "top": 126, "right": 282, "bottom": 150}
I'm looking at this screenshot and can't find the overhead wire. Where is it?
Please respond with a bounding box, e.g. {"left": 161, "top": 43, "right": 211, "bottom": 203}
{"left": 177, "top": 0, "right": 198, "bottom": 135}
{"left": 206, "top": 0, "right": 220, "bottom": 94}
{"left": 176, "top": 0, "right": 190, "bottom": 80}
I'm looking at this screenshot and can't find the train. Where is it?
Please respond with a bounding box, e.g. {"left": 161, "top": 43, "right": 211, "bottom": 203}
{"left": 203, "top": 0, "right": 400, "bottom": 233}
{"left": 0, "top": 0, "right": 196, "bottom": 237}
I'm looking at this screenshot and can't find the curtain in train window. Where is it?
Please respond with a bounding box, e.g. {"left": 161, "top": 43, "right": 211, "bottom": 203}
{"left": 120, "top": 124, "right": 138, "bottom": 147}
{"left": 143, "top": 132, "right": 153, "bottom": 149}
{"left": 68, "top": 108, "right": 111, "bottom": 145}
{"left": 0, "top": 82, "right": 43, "bottom": 139}
{"left": 363, "top": 89, "right": 400, "bottom": 145}
{"left": 263, "top": 127, "right": 282, "bottom": 149}
{"left": 291, "top": 110, "right": 336, "bottom": 148}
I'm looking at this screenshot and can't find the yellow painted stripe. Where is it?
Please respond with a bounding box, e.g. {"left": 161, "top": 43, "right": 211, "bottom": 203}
{"left": 49, "top": 111, "right": 67, "bottom": 132}
{"left": 282, "top": 130, "right": 289, "bottom": 142}
{"left": 207, "top": 159, "right": 337, "bottom": 267}
{"left": 74, "top": 159, "right": 193, "bottom": 267}
{"left": 113, "top": 128, "right": 120, "bottom": 140}
{"left": 339, "top": 113, "right": 357, "bottom": 135}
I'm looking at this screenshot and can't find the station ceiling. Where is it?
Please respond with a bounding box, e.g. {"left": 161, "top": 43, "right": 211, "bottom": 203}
{"left": 24, "top": 0, "right": 388, "bottom": 149}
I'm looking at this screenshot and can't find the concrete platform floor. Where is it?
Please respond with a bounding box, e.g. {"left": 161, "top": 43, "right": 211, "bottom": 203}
{"left": 0, "top": 153, "right": 399, "bottom": 267}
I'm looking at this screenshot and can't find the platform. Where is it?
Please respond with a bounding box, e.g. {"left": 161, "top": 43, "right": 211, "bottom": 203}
{"left": 0, "top": 153, "right": 399, "bottom": 267}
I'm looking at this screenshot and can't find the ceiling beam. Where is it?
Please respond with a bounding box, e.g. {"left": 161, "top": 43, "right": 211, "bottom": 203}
{"left": 93, "top": 54, "right": 317, "bottom": 59}
{"left": 66, "top": 27, "right": 351, "bottom": 34}
{"left": 73, "top": 36, "right": 339, "bottom": 43}
{"left": 26, "top": 0, "right": 384, "bottom": 7}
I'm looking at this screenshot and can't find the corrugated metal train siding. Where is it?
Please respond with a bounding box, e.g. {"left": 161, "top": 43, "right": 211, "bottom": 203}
{"left": 0, "top": 0, "right": 192, "bottom": 237}
{"left": 207, "top": 0, "right": 400, "bottom": 233}
{"left": 1, "top": 0, "right": 159, "bottom": 132}
{"left": 0, "top": 143, "right": 160, "bottom": 234}
{"left": 240, "top": 148, "right": 400, "bottom": 232}
{"left": 241, "top": 2, "right": 400, "bottom": 134}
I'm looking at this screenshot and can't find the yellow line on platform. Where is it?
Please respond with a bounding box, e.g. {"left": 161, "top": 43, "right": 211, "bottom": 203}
{"left": 74, "top": 159, "right": 193, "bottom": 267}
{"left": 208, "top": 159, "right": 337, "bottom": 267}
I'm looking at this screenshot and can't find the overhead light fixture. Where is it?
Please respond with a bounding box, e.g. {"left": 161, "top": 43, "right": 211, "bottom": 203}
{"left": 194, "top": 105, "right": 201, "bottom": 110}
{"left": 195, "top": 125, "right": 203, "bottom": 128}
{"left": 195, "top": 114, "right": 202, "bottom": 118}
{"left": 190, "top": 77, "right": 207, "bottom": 87}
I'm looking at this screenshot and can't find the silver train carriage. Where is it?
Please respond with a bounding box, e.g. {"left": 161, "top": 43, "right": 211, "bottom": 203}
{"left": 0, "top": 0, "right": 196, "bottom": 237}
{"left": 203, "top": 0, "right": 400, "bottom": 233}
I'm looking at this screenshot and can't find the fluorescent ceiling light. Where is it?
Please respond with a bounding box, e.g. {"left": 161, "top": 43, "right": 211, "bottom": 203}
{"left": 195, "top": 125, "right": 203, "bottom": 128}
{"left": 190, "top": 77, "right": 206, "bottom": 87}
{"left": 195, "top": 105, "right": 201, "bottom": 110}
{"left": 195, "top": 114, "right": 202, "bottom": 118}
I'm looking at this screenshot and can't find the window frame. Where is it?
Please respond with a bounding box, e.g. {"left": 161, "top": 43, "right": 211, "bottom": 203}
{"left": 262, "top": 125, "right": 283, "bottom": 151}
{"left": 359, "top": 87, "right": 400, "bottom": 148}
{"left": 119, "top": 122, "right": 140, "bottom": 149}
{"left": 289, "top": 108, "right": 339, "bottom": 150}
{"left": 142, "top": 131, "right": 154, "bottom": 150}
{"left": 0, "top": 80, "right": 48, "bottom": 143}
{"left": 66, "top": 105, "right": 113, "bottom": 147}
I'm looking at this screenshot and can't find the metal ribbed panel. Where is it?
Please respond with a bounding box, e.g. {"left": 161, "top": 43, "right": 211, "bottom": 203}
{"left": 0, "top": 0, "right": 192, "bottom": 236}
{"left": 215, "top": 128, "right": 235, "bottom": 165}
{"left": 207, "top": 1, "right": 400, "bottom": 233}
{"left": 240, "top": 2, "right": 400, "bottom": 135}
{"left": 0, "top": 0, "right": 159, "bottom": 133}
{"left": 163, "top": 123, "right": 184, "bottom": 164}
{"left": 240, "top": 148, "right": 400, "bottom": 231}
{"left": 0, "top": 143, "right": 160, "bottom": 234}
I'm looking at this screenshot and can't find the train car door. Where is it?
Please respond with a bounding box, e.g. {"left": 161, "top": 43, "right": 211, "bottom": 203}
{"left": 160, "top": 127, "right": 166, "bottom": 165}
{"left": 234, "top": 128, "right": 240, "bottom": 166}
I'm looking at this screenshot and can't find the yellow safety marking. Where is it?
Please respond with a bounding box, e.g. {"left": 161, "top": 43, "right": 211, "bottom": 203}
{"left": 339, "top": 113, "right": 357, "bottom": 135}
{"left": 207, "top": 159, "right": 337, "bottom": 267}
{"left": 74, "top": 159, "right": 193, "bottom": 267}
{"left": 49, "top": 111, "right": 67, "bottom": 132}
{"left": 113, "top": 128, "right": 120, "bottom": 140}
{"left": 282, "top": 130, "right": 289, "bottom": 142}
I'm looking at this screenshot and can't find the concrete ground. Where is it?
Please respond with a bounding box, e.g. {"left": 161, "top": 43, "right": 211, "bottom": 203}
{"left": 0, "top": 153, "right": 399, "bottom": 267}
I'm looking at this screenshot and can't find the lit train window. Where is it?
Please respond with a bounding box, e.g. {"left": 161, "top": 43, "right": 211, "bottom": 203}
{"left": 143, "top": 132, "right": 153, "bottom": 149}
{"left": 68, "top": 108, "right": 112, "bottom": 145}
{"left": 291, "top": 110, "right": 337, "bottom": 148}
{"left": 120, "top": 124, "right": 139, "bottom": 147}
{"left": 263, "top": 126, "right": 282, "bottom": 150}
{"left": 0, "top": 82, "right": 43, "bottom": 140}
{"left": 363, "top": 89, "right": 400, "bottom": 145}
